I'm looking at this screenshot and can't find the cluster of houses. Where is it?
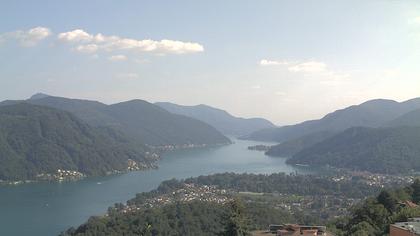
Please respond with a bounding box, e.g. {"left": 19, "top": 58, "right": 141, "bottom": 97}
{"left": 331, "top": 171, "right": 413, "bottom": 188}
{"left": 269, "top": 224, "right": 327, "bottom": 236}
{"left": 36, "top": 169, "right": 85, "bottom": 182}
{"left": 120, "top": 183, "right": 230, "bottom": 214}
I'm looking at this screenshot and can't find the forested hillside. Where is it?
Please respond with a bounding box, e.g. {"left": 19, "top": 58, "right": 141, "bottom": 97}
{"left": 330, "top": 180, "right": 420, "bottom": 236}
{"left": 287, "top": 126, "right": 420, "bottom": 174}
{"left": 156, "top": 102, "right": 275, "bottom": 136}
{"left": 265, "top": 131, "right": 336, "bottom": 157}
{"left": 244, "top": 98, "right": 420, "bottom": 142}
{"left": 0, "top": 103, "right": 154, "bottom": 181}
{"left": 12, "top": 95, "right": 231, "bottom": 146}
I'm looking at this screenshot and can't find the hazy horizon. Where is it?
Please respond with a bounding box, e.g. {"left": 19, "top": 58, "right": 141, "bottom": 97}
{"left": 1, "top": 0, "right": 420, "bottom": 124}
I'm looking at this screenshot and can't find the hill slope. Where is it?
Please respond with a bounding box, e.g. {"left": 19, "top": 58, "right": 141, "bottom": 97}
{"left": 265, "top": 131, "right": 336, "bottom": 157}
{"left": 23, "top": 95, "right": 230, "bottom": 146}
{"left": 287, "top": 126, "right": 420, "bottom": 174}
{"left": 385, "top": 108, "right": 420, "bottom": 127}
{"left": 0, "top": 103, "right": 154, "bottom": 181}
{"left": 244, "top": 98, "right": 420, "bottom": 142}
{"left": 156, "top": 102, "right": 275, "bottom": 136}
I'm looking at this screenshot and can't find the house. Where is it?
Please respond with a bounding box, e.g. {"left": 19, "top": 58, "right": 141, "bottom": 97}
{"left": 269, "top": 224, "right": 326, "bottom": 236}
{"left": 390, "top": 218, "right": 420, "bottom": 236}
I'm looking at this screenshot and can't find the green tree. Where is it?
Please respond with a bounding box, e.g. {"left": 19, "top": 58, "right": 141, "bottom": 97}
{"left": 411, "top": 179, "right": 420, "bottom": 204}
{"left": 223, "top": 199, "right": 251, "bottom": 236}
{"left": 377, "top": 190, "right": 398, "bottom": 213}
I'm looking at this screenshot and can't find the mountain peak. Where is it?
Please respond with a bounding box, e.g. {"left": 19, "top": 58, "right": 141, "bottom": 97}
{"left": 29, "top": 93, "right": 51, "bottom": 100}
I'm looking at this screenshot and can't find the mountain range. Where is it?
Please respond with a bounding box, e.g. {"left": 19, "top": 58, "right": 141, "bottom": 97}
{"left": 0, "top": 103, "right": 155, "bottom": 181}
{"left": 286, "top": 126, "right": 420, "bottom": 174}
{"left": 244, "top": 98, "right": 420, "bottom": 142}
{"left": 1, "top": 94, "right": 231, "bottom": 147}
{"left": 155, "top": 102, "right": 275, "bottom": 136}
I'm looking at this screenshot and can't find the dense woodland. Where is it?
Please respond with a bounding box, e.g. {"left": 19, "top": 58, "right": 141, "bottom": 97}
{"left": 330, "top": 179, "right": 420, "bottom": 235}
{"left": 288, "top": 126, "right": 420, "bottom": 174}
{"left": 61, "top": 172, "right": 389, "bottom": 236}
{"left": 23, "top": 95, "right": 231, "bottom": 146}
{"left": 0, "top": 103, "right": 153, "bottom": 181}
{"left": 244, "top": 98, "right": 420, "bottom": 142}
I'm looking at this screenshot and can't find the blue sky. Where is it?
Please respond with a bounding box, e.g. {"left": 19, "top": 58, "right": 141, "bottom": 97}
{"left": 1, "top": 0, "right": 420, "bottom": 124}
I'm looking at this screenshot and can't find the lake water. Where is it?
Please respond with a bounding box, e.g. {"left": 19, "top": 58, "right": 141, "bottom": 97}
{"left": 0, "top": 138, "right": 312, "bottom": 236}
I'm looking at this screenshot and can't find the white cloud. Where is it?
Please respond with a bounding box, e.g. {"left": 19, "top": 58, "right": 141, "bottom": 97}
{"left": 58, "top": 29, "right": 204, "bottom": 55}
{"left": 108, "top": 55, "right": 127, "bottom": 61}
{"left": 75, "top": 44, "right": 98, "bottom": 53}
{"left": 260, "top": 59, "right": 349, "bottom": 82}
{"left": 115, "top": 73, "right": 139, "bottom": 79}
{"left": 0, "top": 27, "right": 51, "bottom": 47}
{"left": 260, "top": 59, "right": 290, "bottom": 66}
{"left": 58, "top": 29, "right": 94, "bottom": 43}
{"left": 288, "top": 61, "right": 327, "bottom": 73}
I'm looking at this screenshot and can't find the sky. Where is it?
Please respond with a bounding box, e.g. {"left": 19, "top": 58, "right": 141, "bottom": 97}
{"left": 1, "top": 0, "right": 420, "bottom": 125}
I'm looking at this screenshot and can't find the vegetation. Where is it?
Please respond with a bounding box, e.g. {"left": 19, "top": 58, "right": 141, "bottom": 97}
{"left": 0, "top": 103, "right": 153, "bottom": 181}
{"left": 288, "top": 126, "right": 420, "bottom": 174}
{"left": 183, "top": 172, "right": 381, "bottom": 198}
{"left": 330, "top": 179, "right": 420, "bottom": 236}
{"left": 386, "top": 108, "right": 420, "bottom": 127}
{"left": 61, "top": 172, "right": 389, "bottom": 236}
{"left": 156, "top": 102, "right": 275, "bottom": 136}
{"left": 265, "top": 131, "right": 336, "bottom": 157}
{"left": 244, "top": 98, "right": 420, "bottom": 142}
{"left": 24, "top": 95, "right": 231, "bottom": 146}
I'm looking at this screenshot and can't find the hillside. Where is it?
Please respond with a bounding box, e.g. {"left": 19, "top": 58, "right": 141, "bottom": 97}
{"left": 0, "top": 103, "right": 155, "bottom": 181}
{"left": 385, "top": 108, "right": 420, "bottom": 127}
{"left": 287, "top": 126, "right": 420, "bottom": 174}
{"left": 244, "top": 98, "right": 420, "bottom": 142}
{"left": 61, "top": 172, "right": 384, "bottom": 236}
{"left": 22, "top": 95, "right": 230, "bottom": 146}
{"left": 156, "top": 102, "right": 275, "bottom": 136}
{"left": 330, "top": 180, "right": 420, "bottom": 236}
{"left": 265, "top": 131, "right": 336, "bottom": 157}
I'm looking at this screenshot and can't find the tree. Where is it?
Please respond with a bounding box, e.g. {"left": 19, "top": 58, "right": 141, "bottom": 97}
{"left": 377, "top": 190, "right": 398, "bottom": 213}
{"left": 411, "top": 179, "right": 420, "bottom": 204}
{"left": 222, "top": 199, "right": 251, "bottom": 236}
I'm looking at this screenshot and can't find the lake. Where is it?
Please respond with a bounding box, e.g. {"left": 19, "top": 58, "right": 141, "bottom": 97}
{"left": 0, "top": 138, "right": 312, "bottom": 236}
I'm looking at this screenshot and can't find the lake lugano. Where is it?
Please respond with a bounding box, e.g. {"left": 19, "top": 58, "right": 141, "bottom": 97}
{"left": 0, "top": 138, "right": 312, "bottom": 236}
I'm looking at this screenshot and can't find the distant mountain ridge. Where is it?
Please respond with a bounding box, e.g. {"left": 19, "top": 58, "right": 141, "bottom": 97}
{"left": 17, "top": 95, "right": 231, "bottom": 146}
{"left": 155, "top": 102, "right": 275, "bottom": 136}
{"left": 0, "top": 103, "right": 154, "bottom": 181}
{"left": 286, "top": 126, "right": 420, "bottom": 174}
{"left": 244, "top": 98, "right": 420, "bottom": 142}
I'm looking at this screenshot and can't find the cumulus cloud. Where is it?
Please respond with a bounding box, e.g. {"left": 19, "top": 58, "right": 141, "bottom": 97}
{"left": 260, "top": 59, "right": 289, "bottom": 66}
{"left": 75, "top": 44, "right": 99, "bottom": 53}
{"left": 108, "top": 55, "right": 127, "bottom": 61}
{"left": 260, "top": 59, "right": 349, "bottom": 81}
{"left": 288, "top": 61, "right": 327, "bottom": 73}
{"left": 58, "top": 29, "right": 204, "bottom": 55}
{"left": 0, "top": 27, "right": 51, "bottom": 46}
{"left": 58, "top": 29, "right": 94, "bottom": 42}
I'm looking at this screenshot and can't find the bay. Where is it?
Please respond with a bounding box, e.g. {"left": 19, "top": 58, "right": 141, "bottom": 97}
{"left": 0, "top": 138, "right": 311, "bottom": 236}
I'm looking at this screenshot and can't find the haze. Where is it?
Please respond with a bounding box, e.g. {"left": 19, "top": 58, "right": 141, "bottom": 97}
{"left": 1, "top": 0, "right": 420, "bottom": 125}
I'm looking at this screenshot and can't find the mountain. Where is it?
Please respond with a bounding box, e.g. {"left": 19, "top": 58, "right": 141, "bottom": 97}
{"left": 265, "top": 131, "right": 336, "bottom": 157}
{"left": 287, "top": 126, "right": 420, "bottom": 174}
{"left": 21, "top": 95, "right": 230, "bottom": 146}
{"left": 385, "top": 108, "right": 420, "bottom": 127}
{"left": 244, "top": 98, "right": 420, "bottom": 142}
{"left": 155, "top": 102, "right": 275, "bottom": 136}
{"left": 0, "top": 103, "right": 154, "bottom": 181}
